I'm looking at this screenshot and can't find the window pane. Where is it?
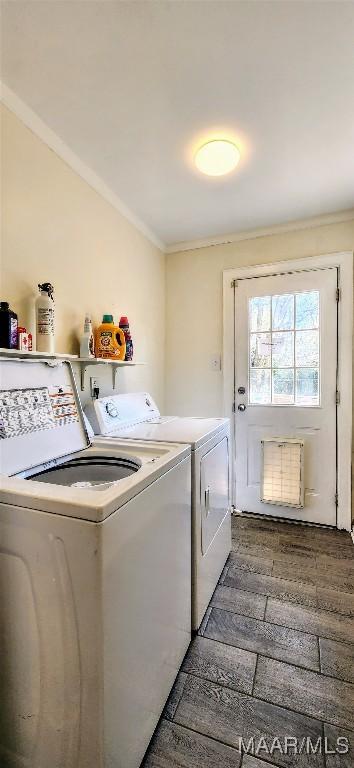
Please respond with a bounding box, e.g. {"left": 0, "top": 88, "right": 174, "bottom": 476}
{"left": 272, "top": 369, "right": 294, "bottom": 404}
{"left": 296, "top": 330, "right": 319, "bottom": 367}
{"left": 272, "top": 331, "right": 294, "bottom": 368}
{"left": 296, "top": 368, "right": 319, "bottom": 405}
{"left": 272, "top": 294, "right": 294, "bottom": 330}
{"left": 250, "top": 369, "right": 271, "bottom": 404}
{"left": 249, "top": 296, "right": 271, "bottom": 332}
{"left": 248, "top": 290, "right": 321, "bottom": 407}
{"left": 296, "top": 291, "right": 319, "bottom": 329}
{"left": 250, "top": 333, "right": 271, "bottom": 368}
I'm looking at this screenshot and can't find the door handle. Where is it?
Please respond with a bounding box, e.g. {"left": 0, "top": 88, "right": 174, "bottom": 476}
{"left": 205, "top": 486, "right": 210, "bottom": 516}
{"left": 238, "top": 403, "right": 246, "bottom": 412}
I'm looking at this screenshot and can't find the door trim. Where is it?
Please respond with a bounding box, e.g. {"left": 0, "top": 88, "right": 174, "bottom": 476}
{"left": 223, "top": 251, "right": 353, "bottom": 531}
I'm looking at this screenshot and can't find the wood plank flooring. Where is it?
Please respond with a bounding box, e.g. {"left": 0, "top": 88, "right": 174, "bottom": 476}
{"left": 142, "top": 515, "right": 354, "bottom": 767}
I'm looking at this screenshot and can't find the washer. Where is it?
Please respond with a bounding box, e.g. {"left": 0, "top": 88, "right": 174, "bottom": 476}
{"left": 0, "top": 360, "right": 191, "bottom": 768}
{"left": 85, "top": 392, "right": 231, "bottom": 630}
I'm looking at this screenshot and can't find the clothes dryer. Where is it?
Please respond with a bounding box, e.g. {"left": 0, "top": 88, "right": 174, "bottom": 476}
{"left": 85, "top": 392, "right": 231, "bottom": 629}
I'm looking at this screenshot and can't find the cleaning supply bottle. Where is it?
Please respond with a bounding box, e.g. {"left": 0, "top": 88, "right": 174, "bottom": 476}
{"left": 119, "top": 316, "right": 134, "bottom": 361}
{"left": 95, "top": 315, "right": 126, "bottom": 360}
{"left": 80, "top": 315, "right": 95, "bottom": 358}
{"left": 36, "top": 283, "right": 55, "bottom": 353}
{"left": 0, "top": 302, "right": 18, "bottom": 349}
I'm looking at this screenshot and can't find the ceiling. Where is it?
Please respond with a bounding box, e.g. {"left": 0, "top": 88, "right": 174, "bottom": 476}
{"left": 2, "top": 1, "right": 354, "bottom": 249}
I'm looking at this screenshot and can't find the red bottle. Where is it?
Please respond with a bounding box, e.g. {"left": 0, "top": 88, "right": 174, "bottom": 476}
{"left": 119, "top": 316, "right": 134, "bottom": 361}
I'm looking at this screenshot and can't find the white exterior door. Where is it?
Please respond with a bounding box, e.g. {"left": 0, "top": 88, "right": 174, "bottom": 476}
{"left": 234, "top": 267, "right": 338, "bottom": 526}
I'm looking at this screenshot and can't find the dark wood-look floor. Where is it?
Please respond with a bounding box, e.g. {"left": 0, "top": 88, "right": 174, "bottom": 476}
{"left": 142, "top": 515, "right": 354, "bottom": 767}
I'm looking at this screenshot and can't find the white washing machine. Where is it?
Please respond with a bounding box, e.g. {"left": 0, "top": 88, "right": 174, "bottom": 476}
{"left": 0, "top": 359, "right": 191, "bottom": 768}
{"left": 85, "top": 392, "right": 231, "bottom": 630}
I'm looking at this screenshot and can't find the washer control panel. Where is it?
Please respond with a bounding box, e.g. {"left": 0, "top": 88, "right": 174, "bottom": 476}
{"left": 0, "top": 385, "right": 80, "bottom": 440}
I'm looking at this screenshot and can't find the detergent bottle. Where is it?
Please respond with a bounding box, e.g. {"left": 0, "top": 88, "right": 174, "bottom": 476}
{"left": 0, "top": 302, "right": 18, "bottom": 349}
{"left": 95, "top": 315, "right": 126, "bottom": 360}
{"left": 119, "top": 316, "right": 134, "bottom": 361}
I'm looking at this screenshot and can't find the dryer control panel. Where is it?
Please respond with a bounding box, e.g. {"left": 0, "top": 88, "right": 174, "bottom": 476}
{"left": 85, "top": 392, "right": 160, "bottom": 435}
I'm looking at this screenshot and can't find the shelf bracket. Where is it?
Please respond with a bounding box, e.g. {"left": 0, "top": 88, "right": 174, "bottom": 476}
{"left": 80, "top": 363, "right": 88, "bottom": 391}
{"left": 77, "top": 358, "right": 141, "bottom": 391}
{"left": 79, "top": 361, "right": 120, "bottom": 391}
{"left": 112, "top": 365, "right": 119, "bottom": 390}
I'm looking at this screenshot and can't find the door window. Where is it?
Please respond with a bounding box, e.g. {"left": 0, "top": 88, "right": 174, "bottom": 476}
{"left": 249, "top": 291, "right": 320, "bottom": 406}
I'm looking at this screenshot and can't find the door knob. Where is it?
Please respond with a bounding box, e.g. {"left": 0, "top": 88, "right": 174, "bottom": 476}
{"left": 238, "top": 403, "right": 246, "bottom": 412}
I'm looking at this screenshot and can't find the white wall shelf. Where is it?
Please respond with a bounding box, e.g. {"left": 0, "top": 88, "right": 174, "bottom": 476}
{"left": 0, "top": 349, "right": 145, "bottom": 390}
{"left": 0, "top": 348, "right": 78, "bottom": 360}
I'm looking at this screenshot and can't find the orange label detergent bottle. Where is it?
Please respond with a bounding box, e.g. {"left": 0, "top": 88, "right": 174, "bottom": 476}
{"left": 95, "top": 315, "right": 126, "bottom": 360}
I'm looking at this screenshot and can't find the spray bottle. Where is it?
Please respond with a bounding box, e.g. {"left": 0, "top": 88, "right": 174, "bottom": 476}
{"left": 80, "top": 315, "right": 95, "bottom": 358}
{"left": 36, "top": 283, "right": 55, "bottom": 353}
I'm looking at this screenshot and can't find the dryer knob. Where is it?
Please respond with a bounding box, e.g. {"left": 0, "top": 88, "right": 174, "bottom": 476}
{"left": 105, "top": 401, "right": 118, "bottom": 418}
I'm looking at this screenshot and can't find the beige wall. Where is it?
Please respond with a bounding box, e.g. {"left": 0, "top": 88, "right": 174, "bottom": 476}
{"left": 166, "top": 219, "right": 354, "bottom": 416}
{"left": 1, "top": 105, "right": 165, "bottom": 406}
{"left": 2, "top": 103, "right": 354, "bottom": 421}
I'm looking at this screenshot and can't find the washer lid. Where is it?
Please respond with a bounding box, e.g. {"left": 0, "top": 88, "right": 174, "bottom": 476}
{"left": 0, "top": 358, "right": 90, "bottom": 476}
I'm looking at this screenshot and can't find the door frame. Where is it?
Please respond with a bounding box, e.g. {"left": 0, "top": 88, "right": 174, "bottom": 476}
{"left": 223, "top": 251, "right": 353, "bottom": 531}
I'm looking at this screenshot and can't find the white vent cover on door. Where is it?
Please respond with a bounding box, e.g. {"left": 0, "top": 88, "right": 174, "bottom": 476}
{"left": 261, "top": 438, "right": 304, "bottom": 508}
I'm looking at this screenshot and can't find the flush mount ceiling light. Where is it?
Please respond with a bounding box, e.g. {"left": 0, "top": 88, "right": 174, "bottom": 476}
{"left": 194, "top": 139, "right": 241, "bottom": 177}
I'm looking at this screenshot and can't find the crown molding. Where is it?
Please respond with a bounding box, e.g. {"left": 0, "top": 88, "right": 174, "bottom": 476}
{"left": 166, "top": 209, "right": 354, "bottom": 254}
{"left": 1, "top": 82, "right": 165, "bottom": 252}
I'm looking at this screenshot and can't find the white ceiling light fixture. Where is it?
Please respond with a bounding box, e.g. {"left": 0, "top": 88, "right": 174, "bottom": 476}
{"left": 194, "top": 139, "right": 241, "bottom": 177}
